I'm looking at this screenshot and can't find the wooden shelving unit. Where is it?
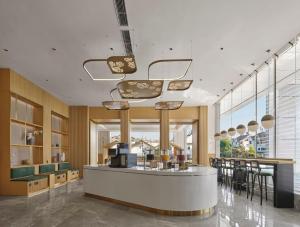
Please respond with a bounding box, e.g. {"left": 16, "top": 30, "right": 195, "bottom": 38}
{"left": 10, "top": 94, "right": 44, "bottom": 167}
{"left": 51, "top": 112, "right": 69, "bottom": 163}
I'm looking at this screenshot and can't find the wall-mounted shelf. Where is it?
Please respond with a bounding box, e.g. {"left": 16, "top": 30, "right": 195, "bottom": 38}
{"left": 10, "top": 94, "right": 44, "bottom": 167}
{"left": 51, "top": 112, "right": 69, "bottom": 163}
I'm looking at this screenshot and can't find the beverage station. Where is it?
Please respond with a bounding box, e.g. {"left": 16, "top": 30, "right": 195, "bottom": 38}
{"left": 83, "top": 143, "right": 217, "bottom": 216}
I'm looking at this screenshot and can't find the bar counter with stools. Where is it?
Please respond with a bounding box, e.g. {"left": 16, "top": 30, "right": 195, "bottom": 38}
{"left": 210, "top": 157, "right": 295, "bottom": 208}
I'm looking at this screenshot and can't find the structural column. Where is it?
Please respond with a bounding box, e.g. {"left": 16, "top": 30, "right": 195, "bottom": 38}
{"left": 69, "top": 106, "right": 89, "bottom": 177}
{"left": 160, "top": 110, "right": 169, "bottom": 150}
{"left": 198, "top": 106, "right": 208, "bottom": 165}
{"left": 120, "top": 109, "right": 130, "bottom": 144}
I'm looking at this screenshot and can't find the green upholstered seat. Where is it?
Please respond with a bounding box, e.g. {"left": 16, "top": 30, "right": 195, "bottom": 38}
{"left": 11, "top": 166, "right": 34, "bottom": 180}
{"left": 12, "top": 175, "right": 48, "bottom": 182}
{"left": 58, "top": 162, "right": 71, "bottom": 171}
{"left": 39, "top": 164, "right": 55, "bottom": 174}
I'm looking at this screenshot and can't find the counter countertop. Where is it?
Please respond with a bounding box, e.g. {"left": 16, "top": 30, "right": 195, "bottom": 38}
{"left": 84, "top": 165, "right": 217, "bottom": 176}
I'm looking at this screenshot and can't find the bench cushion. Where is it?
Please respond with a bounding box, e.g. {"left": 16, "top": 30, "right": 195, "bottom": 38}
{"left": 11, "top": 166, "right": 34, "bottom": 179}
{"left": 58, "top": 162, "right": 71, "bottom": 171}
{"left": 39, "top": 164, "right": 55, "bottom": 174}
{"left": 11, "top": 175, "right": 48, "bottom": 182}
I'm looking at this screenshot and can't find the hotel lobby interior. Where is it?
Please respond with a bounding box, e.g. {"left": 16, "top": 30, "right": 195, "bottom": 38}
{"left": 1, "top": 0, "right": 300, "bottom": 226}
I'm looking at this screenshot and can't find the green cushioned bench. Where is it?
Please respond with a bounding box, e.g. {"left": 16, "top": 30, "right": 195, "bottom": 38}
{"left": 58, "top": 162, "right": 79, "bottom": 181}
{"left": 11, "top": 166, "right": 35, "bottom": 180}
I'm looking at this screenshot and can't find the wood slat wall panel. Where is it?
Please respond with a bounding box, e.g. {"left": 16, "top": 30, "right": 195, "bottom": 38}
{"left": 69, "top": 106, "right": 89, "bottom": 177}
{"left": 199, "top": 106, "right": 208, "bottom": 165}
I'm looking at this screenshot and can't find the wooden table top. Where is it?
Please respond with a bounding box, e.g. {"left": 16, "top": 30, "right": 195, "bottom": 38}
{"left": 221, "top": 157, "right": 295, "bottom": 165}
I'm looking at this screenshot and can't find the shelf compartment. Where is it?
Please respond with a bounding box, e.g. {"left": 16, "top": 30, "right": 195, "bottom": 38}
{"left": 11, "top": 118, "right": 43, "bottom": 128}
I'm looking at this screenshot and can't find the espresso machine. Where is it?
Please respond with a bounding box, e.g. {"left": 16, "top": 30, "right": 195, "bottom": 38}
{"left": 109, "top": 143, "right": 137, "bottom": 168}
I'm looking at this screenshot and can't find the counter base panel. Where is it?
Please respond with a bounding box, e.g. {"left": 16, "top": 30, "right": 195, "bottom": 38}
{"left": 85, "top": 193, "right": 215, "bottom": 217}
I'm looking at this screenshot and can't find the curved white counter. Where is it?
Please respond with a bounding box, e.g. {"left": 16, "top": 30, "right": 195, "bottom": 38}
{"left": 83, "top": 165, "right": 217, "bottom": 216}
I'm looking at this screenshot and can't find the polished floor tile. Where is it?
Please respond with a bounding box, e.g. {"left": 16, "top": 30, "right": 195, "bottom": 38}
{"left": 0, "top": 180, "right": 299, "bottom": 227}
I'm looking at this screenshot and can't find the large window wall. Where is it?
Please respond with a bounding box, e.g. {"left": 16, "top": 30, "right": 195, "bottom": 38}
{"left": 217, "top": 35, "right": 300, "bottom": 194}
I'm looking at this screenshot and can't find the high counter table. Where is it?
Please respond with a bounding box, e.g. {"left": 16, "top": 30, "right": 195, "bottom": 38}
{"left": 83, "top": 165, "right": 217, "bottom": 216}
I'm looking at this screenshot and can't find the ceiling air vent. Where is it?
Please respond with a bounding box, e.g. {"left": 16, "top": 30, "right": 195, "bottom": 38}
{"left": 114, "top": 0, "right": 128, "bottom": 26}
{"left": 121, "top": 30, "right": 133, "bottom": 55}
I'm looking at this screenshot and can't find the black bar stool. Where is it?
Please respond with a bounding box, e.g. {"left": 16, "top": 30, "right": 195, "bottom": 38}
{"left": 231, "top": 160, "right": 247, "bottom": 194}
{"left": 250, "top": 160, "right": 274, "bottom": 205}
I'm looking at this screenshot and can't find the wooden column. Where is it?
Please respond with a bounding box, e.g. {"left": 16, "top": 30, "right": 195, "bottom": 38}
{"left": 120, "top": 109, "right": 130, "bottom": 144}
{"left": 192, "top": 121, "right": 198, "bottom": 164}
{"left": 160, "top": 110, "right": 169, "bottom": 150}
{"left": 0, "top": 69, "right": 11, "bottom": 194}
{"left": 198, "top": 106, "right": 208, "bottom": 165}
{"left": 69, "top": 106, "right": 89, "bottom": 177}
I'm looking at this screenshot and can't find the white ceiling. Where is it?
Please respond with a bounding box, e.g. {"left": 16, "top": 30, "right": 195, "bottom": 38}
{"left": 1, "top": 0, "right": 300, "bottom": 106}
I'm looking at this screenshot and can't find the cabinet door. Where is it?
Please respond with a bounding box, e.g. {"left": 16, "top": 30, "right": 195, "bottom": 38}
{"left": 28, "top": 182, "right": 33, "bottom": 194}
{"left": 32, "top": 180, "right": 39, "bottom": 192}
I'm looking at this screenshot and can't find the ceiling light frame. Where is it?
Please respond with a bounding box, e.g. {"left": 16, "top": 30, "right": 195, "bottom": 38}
{"left": 148, "top": 59, "right": 193, "bottom": 81}
{"left": 83, "top": 59, "right": 126, "bottom": 81}
{"left": 102, "top": 101, "right": 130, "bottom": 110}
{"left": 167, "top": 80, "right": 193, "bottom": 91}
{"left": 155, "top": 101, "right": 184, "bottom": 110}
{"left": 110, "top": 88, "right": 146, "bottom": 103}
{"left": 117, "top": 80, "right": 164, "bottom": 99}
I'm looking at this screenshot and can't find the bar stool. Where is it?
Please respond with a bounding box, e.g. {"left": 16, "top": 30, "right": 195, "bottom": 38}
{"left": 216, "top": 158, "right": 224, "bottom": 185}
{"left": 222, "top": 159, "right": 233, "bottom": 188}
{"left": 250, "top": 160, "right": 274, "bottom": 205}
{"left": 231, "top": 160, "right": 247, "bottom": 194}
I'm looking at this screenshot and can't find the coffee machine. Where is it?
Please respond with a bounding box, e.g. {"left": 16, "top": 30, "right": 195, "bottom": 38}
{"left": 109, "top": 143, "right": 137, "bottom": 168}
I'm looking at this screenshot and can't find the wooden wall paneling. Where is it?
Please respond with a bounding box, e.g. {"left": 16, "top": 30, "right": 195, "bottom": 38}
{"left": 169, "top": 107, "right": 199, "bottom": 121}
{"left": 69, "top": 106, "right": 89, "bottom": 177}
{"left": 90, "top": 121, "right": 97, "bottom": 165}
{"left": 192, "top": 121, "right": 199, "bottom": 164}
{"left": 89, "top": 107, "right": 120, "bottom": 121}
{"left": 198, "top": 106, "right": 208, "bottom": 166}
{"left": 130, "top": 107, "right": 160, "bottom": 120}
{"left": 160, "top": 110, "right": 169, "bottom": 150}
{"left": 120, "top": 110, "right": 130, "bottom": 144}
{"left": 0, "top": 69, "right": 12, "bottom": 194}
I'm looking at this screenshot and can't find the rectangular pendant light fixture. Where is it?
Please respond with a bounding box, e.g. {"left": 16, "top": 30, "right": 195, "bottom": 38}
{"left": 117, "top": 80, "right": 164, "bottom": 99}
{"left": 102, "top": 101, "right": 129, "bottom": 110}
{"left": 155, "top": 101, "right": 183, "bottom": 110}
{"left": 107, "top": 56, "right": 137, "bottom": 74}
{"left": 167, "top": 80, "right": 193, "bottom": 91}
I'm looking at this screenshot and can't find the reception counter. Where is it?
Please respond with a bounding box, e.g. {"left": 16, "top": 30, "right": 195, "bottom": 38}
{"left": 83, "top": 165, "right": 217, "bottom": 216}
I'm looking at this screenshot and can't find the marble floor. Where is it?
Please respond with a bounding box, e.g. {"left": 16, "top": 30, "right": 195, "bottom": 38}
{"left": 0, "top": 181, "right": 300, "bottom": 227}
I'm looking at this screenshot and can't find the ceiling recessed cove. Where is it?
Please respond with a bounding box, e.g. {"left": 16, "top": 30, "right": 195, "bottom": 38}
{"left": 103, "top": 101, "right": 129, "bottom": 110}
{"left": 155, "top": 101, "right": 184, "bottom": 110}
{"left": 168, "top": 80, "right": 193, "bottom": 91}
{"left": 117, "top": 80, "right": 164, "bottom": 99}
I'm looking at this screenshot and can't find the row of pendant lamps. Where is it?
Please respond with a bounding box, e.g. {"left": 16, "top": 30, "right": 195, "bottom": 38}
{"left": 214, "top": 114, "right": 275, "bottom": 140}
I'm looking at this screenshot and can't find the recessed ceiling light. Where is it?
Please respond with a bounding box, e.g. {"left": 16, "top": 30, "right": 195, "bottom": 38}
{"left": 220, "top": 47, "right": 224, "bottom": 51}
{"left": 51, "top": 48, "right": 56, "bottom": 51}
{"left": 3, "top": 49, "right": 8, "bottom": 52}
{"left": 199, "top": 78, "right": 203, "bottom": 82}
{"left": 110, "top": 47, "right": 114, "bottom": 51}
{"left": 217, "top": 94, "right": 220, "bottom": 97}
{"left": 240, "top": 73, "right": 243, "bottom": 76}
{"left": 223, "top": 88, "right": 226, "bottom": 91}
{"left": 251, "top": 63, "right": 255, "bottom": 66}
{"left": 169, "top": 47, "right": 173, "bottom": 51}
{"left": 230, "top": 82, "right": 234, "bottom": 85}
{"left": 46, "top": 79, "right": 49, "bottom": 82}
{"left": 265, "top": 49, "right": 271, "bottom": 53}
{"left": 79, "top": 78, "right": 83, "bottom": 82}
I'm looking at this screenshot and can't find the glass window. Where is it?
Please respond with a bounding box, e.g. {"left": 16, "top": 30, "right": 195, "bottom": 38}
{"left": 257, "top": 60, "right": 274, "bottom": 93}
{"left": 276, "top": 45, "right": 296, "bottom": 82}
{"left": 241, "top": 75, "right": 255, "bottom": 101}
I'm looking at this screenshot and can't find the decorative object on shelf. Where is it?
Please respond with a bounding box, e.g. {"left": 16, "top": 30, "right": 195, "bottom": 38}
{"left": 148, "top": 59, "right": 193, "bottom": 81}
{"left": 155, "top": 101, "right": 183, "bottom": 110}
{"left": 214, "top": 132, "right": 221, "bottom": 140}
{"left": 102, "top": 101, "right": 130, "bottom": 110}
{"left": 228, "top": 127, "right": 236, "bottom": 137}
{"left": 261, "top": 114, "right": 275, "bottom": 129}
{"left": 220, "top": 130, "right": 227, "bottom": 138}
{"left": 83, "top": 55, "right": 136, "bottom": 81}
{"left": 33, "top": 130, "right": 42, "bottom": 136}
{"left": 61, "top": 152, "right": 66, "bottom": 162}
{"left": 106, "top": 56, "right": 137, "bottom": 74}
{"left": 117, "top": 80, "right": 164, "bottom": 99}
{"left": 236, "top": 124, "right": 246, "bottom": 135}
{"left": 167, "top": 80, "right": 193, "bottom": 91}
{"left": 26, "top": 132, "right": 34, "bottom": 145}
{"left": 247, "top": 120, "right": 259, "bottom": 132}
